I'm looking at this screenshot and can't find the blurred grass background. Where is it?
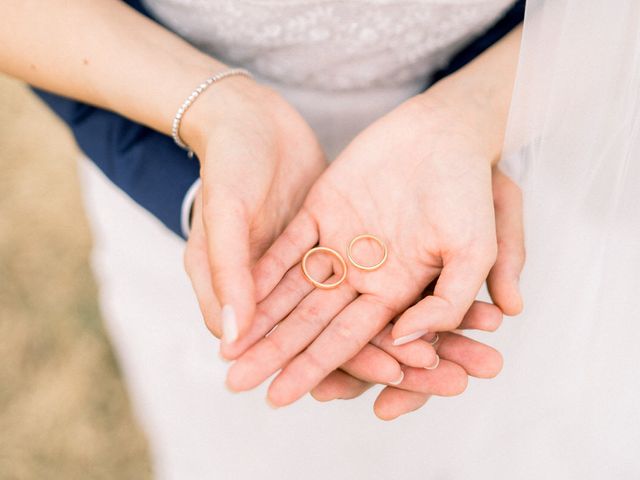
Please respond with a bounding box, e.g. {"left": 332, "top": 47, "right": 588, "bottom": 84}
{"left": 0, "top": 74, "right": 151, "bottom": 479}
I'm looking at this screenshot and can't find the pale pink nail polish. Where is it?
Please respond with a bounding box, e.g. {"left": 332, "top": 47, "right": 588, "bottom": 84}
{"left": 221, "top": 305, "right": 238, "bottom": 344}
{"left": 393, "top": 329, "right": 428, "bottom": 346}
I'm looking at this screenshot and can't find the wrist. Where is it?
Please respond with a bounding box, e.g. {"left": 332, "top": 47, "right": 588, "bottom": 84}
{"left": 419, "top": 25, "right": 522, "bottom": 166}
{"left": 178, "top": 73, "right": 264, "bottom": 159}
{"left": 419, "top": 73, "right": 510, "bottom": 165}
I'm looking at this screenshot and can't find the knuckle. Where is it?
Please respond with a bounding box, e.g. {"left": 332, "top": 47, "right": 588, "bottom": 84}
{"left": 263, "top": 335, "right": 288, "bottom": 364}
{"left": 261, "top": 252, "right": 288, "bottom": 280}
{"left": 209, "top": 266, "right": 231, "bottom": 294}
{"left": 329, "top": 323, "right": 364, "bottom": 353}
{"left": 495, "top": 239, "right": 526, "bottom": 272}
{"left": 303, "top": 348, "right": 331, "bottom": 378}
{"left": 296, "top": 302, "right": 325, "bottom": 329}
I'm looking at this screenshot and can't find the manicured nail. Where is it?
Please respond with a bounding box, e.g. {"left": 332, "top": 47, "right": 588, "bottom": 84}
{"left": 393, "top": 329, "right": 428, "bottom": 346}
{"left": 425, "top": 332, "right": 439, "bottom": 346}
{"left": 425, "top": 355, "right": 440, "bottom": 370}
{"left": 389, "top": 371, "right": 405, "bottom": 386}
{"left": 221, "top": 305, "right": 238, "bottom": 344}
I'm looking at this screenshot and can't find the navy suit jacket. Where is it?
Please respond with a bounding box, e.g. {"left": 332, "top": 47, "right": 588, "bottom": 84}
{"left": 34, "top": 0, "right": 525, "bottom": 240}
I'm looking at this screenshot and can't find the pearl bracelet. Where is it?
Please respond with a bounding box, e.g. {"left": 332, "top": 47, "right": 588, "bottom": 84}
{"left": 171, "top": 68, "right": 252, "bottom": 157}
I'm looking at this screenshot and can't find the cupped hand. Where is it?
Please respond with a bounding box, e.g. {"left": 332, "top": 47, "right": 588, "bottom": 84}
{"left": 311, "top": 168, "right": 525, "bottom": 420}
{"left": 182, "top": 76, "right": 325, "bottom": 344}
{"left": 227, "top": 94, "right": 523, "bottom": 407}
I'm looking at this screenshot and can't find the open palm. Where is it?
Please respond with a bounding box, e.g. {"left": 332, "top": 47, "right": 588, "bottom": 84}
{"left": 225, "top": 96, "right": 514, "bottom": 407}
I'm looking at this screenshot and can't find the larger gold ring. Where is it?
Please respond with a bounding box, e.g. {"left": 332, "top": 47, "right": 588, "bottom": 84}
{"left": 347, "top": 234, "right": 388, "bottom": 271}
{"left": 301, "top": 246, "right": 348, "bottom": 289}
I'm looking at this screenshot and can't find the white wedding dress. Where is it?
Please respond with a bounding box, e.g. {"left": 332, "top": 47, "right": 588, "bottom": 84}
{"left": 78, "top": 0, "right": 640, "bottom": 478}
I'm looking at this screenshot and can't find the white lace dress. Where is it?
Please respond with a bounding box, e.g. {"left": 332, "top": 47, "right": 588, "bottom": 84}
{"left": 77, "top": 1, "right": 535, "bottom": 479}
{"left": 144, "top": 0, "right": 515, "bottom": 157}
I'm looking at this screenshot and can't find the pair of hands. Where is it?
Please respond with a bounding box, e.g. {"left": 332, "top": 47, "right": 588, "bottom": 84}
{"left": 183, "top": 75, "right": 524, "bottom": 420}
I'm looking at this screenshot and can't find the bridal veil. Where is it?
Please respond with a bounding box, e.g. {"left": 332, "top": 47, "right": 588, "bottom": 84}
{"left": 499, "top": 0, "right": 640, "bottom": 473}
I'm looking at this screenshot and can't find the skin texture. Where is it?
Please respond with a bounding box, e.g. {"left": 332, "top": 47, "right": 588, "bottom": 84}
{"left": 1, "top": 0, "right": 525, "bottom": 419}
{"left": 183, "top": 78, "right": 326, "bottom": 343}
{"left": 313, "top": 170, "right": 524, "bottom": 420}
{"left": 203, "top": 29, "right": 525, "bottom": 418}
{"left": 224, "top": 94, "right": 524, "bottom": 408}
{"left": 188, "top": 169, "right": 524, "bottom": 418}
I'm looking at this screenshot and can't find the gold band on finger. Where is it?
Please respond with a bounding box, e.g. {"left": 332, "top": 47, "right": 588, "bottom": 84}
{"left": 347, "top": 234, "right": 388, "bottom": 271}
{"left": 301, "top": 246, "right": 347, "bottom": 289}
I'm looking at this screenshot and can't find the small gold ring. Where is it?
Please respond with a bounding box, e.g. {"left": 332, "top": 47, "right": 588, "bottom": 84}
{"left": 301, "top": 247, "right": 347, "bottom": 289}
{"left": 347, "top": 234, "right": 388, "bottom": 271}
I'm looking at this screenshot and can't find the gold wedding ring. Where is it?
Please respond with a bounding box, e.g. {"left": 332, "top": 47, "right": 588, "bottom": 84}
{"left": 301, "top": 246, "right": 347, "bottom": 289}
{"left": 347, "top": 234, "right": 388, "bottom": 271}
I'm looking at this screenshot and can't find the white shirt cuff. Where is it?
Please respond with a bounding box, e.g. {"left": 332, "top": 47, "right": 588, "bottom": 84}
{"left": 180, "top": 178, "right": 202, "bottom": 239}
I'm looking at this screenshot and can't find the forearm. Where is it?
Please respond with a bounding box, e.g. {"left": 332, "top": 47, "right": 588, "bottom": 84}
{"left": 1, "top": 0, "right": 224, "bottom": 136}
{"left": 423, "top": 24, "right": 523, "bottom": 164}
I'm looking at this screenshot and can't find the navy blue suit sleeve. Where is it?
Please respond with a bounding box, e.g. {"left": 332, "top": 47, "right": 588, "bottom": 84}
{"left": 33, "top": 91, "right": 199, "bottom": 239}
{"left": 31, "top": 0, "right": 524, "bottom": 241}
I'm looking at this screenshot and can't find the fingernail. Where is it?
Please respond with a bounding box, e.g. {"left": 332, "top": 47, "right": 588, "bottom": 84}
{"left": 389, "top": 371, "right": 405, "bottom": 386}
{"left": 393, "top": 329, "right": 428, "bottom": 346}
{"left": 221, "top": 305, "right": 238, "bottom": 344}
{"left": 425, "top": 355, "right": 440, "bottom": 370}
{"left": 425, "top": 333, "right": 439, "bottom": 346}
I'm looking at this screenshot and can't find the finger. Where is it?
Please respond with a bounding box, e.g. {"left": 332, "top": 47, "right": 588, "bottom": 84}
{"left": 311, "top": 370, "right": 372, "bottom": 402}
{"left": 374, "top": 387, "right": 430, "bottom": 421}
{"left": 436, "top": 332, "right": 503, "bottom": 379}
{"left": 252, "top": 209, "right": 318, "bottom": 302}
{"left": 267, "top": 294, "right": 395, "bottom": 407}
{"left": 392, "top": 251, "right": 495, "bottom": 344}
{"left": 458, "top": 300, "right": 503, "bottom": 332}
{"left": 488, "top": 169, "right": 525, "bottom": 316}
{"left": 183, "top": 225, "right": 222, "bottom": 338}
{"left": 390, "top": 360, "right": 468, "bottom": 396}
{"left": 315, "top": 304, "right": 503, "bottom": 409}
{"left": 340, "top": 343, "right": 405, "bottom": 386}
{"left": 371, "top": 304, "right": 504, "bottom": 420}
{"left": 202, "top": 190, "right": 255, "bottom": 346}
{"left": 220, "top": 262, "right": 320, "bottom": 360}
{"left": 226, "top": 278, "right": 356, "bottom": 392}
{"left": 370, "top": 324, "right": 438, "bottom": 368}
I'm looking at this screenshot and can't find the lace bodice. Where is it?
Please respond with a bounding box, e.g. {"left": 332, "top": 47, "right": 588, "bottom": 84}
{"left": 143, "top": 0, "right": 515, "bottom": 91}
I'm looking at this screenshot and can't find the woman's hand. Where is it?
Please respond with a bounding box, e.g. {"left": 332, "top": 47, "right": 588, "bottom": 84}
{"left": 312, "top": 169, "right": 524, "bottom": 419}
{"left": 182, "top": 77, "right": 325, "bottom": 345}
{"left": 225, "top": 92, "right": 523, "bottom": 407}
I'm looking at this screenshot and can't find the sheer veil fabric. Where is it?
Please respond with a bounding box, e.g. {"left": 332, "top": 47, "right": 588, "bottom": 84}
{"left": 499, "top": 0, "right": 640, "bottom": 473}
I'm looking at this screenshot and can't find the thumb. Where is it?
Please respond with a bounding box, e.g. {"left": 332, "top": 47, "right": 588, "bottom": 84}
{"left": 203, "top": 193, "right": 256, "bottom": 346}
